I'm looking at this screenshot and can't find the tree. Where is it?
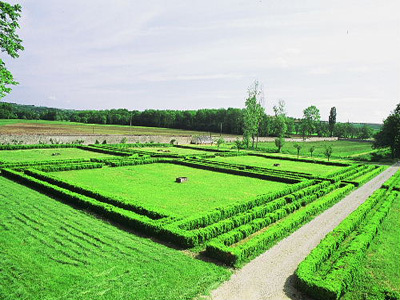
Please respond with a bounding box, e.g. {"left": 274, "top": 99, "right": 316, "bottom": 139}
{"left": 275, "top": 137, "right": 285, "bottom": 153}
{"left": 216, "top": 137, "right": 225, "bottom": 149}
{"left": 0, "top": 1, "right": 24, "bottom": 98}
{"left": 243, "top": 80, "right": 265, "bottom": 149}
{"left": 328, "top": 107, "right": 336, "bottom": 137}
{"left": 324, "top": 145, "right": 333, "bottom": 161}
{"left": 302, "top": 105, "right": 321, "bottom": 136}
{"left": 234, "top": 138, "right": 242, "bottom": 152}
{"left": 293, "top": 143, "right": 302, "bottom": 158}
{"left": 309, "top": 146, "right": 316, "bottom": 157}
{"left": 272, "top": 100, "right": 287, "bottom": 138}
{"left": 358, "top": 124, "right": 373, "bottom": 140}
{"left": 374, "top": 103, "right": 400, "bottom": 158}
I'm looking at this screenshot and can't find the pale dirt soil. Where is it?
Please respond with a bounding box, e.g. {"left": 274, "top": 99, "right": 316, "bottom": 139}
{"left": 209, "top": 163, "right": 400, "bottom": 300}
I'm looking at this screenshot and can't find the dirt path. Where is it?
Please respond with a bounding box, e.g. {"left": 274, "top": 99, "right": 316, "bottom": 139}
{"left": 210, "top": 164, "right": 400, "bottom": 300}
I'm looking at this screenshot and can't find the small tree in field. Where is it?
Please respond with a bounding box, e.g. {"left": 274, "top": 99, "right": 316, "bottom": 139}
{"left": 293, "top": 143, "right": 302, "bottom": 158}
{"left": 275, "top": 137, "right": 285, "bottom": 153}
{"left": 216, "top": 137, "right": 225, "bottom": 149}
{"left": 324, "top": 145, "right": 333, "bottom": 161}
{"left": 309, "top": 146, "right": 316, "bottom": 157}
{"left": 234, "top": 138, "right": 242, "bottom": 152}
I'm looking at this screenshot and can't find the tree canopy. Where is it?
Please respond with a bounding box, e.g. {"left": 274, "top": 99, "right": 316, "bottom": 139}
{"left": 374, "top": 103, "right": 400, "bottom": 158}
{"left": 0, "top": 1, "right": 24, "bottom": 98}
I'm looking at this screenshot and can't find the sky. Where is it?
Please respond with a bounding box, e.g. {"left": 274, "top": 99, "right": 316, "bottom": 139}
{"left": 2, "top": 0, "right": 400, "bottom": 123}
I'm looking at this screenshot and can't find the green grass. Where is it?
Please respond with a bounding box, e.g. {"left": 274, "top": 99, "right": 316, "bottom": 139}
{"left": 0, "top": 176, "right": 231, "bottom": 300}
{"left": 209, "top": 155, "right": 343, "bottom": 176}
{"left": 254, "top": 140, "right": 374, "bottom": 158}
{"left": 0, "top": 148, "right": 114, "bottom": 163}
{"left": 51, "top": 163, "right": 289, "bottom": 218}
{"left": 342, "top": 195, "right": 400, "bottom": 300}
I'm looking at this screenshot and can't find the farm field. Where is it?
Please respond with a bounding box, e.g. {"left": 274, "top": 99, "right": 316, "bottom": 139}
{"left": 0, "top": 147, "right": 114, "bottom": 163}
{"left": 0, "top": 119, "right": 230, "bottom": 136}
{"left": 210, "top": 155, "right": 343, "bottom": 176}
{"left": 0, "top": 176, "right": 230, "bottom": 300}
{"left": 51, "top": 163, "right": 289, "bottom": 218}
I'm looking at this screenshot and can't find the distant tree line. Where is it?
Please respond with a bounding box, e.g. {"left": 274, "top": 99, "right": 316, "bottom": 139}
{"left": 0, "top": 101, "right": 376, "bottom": 139}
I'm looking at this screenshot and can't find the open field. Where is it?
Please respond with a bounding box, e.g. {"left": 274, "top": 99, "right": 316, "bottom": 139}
{"left": 0, "top": 119, "right": 230, "bottom": 136}
{"left": 210, "top": 155, "right": 343, "bottom": 176}
{"left": 0, "top": 176, "right": 230, "bottom": 300}
{"left": 51, "top": 164, "right": 289, "bottom": 218}
{"left": 0, "top": 147, "right": 113, "bottom": 163}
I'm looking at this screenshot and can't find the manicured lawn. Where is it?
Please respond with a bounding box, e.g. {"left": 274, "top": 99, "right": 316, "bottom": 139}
{"left": 210, "top": 155, "right": 343, "bottom": 176}
{"left": 255, "top": 140, "right": 374, "bottom": 158}
{"left": 52, "top": 163, "right": 289, "bottom": 218}
{"left": 0, "top": 148, "right": 113, "bottom": 163}
{"left": 342, "top": 195, "right": 400, "bottom": 300}
{"left": 0, "top": 177, "right": 231, "bottom": 300}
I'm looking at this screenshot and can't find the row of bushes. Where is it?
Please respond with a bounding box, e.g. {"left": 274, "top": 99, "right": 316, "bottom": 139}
{"left": 382, "top": 169, "right": 400, "bottom": 191}
{"left": 0, "top": 144, "right": 79, "bottom": 151}
{"left": 110, "top": 143, "right": 172, "bottom": 148}
{"left": 0, "top": 158, "right": 89, "bottom": 169}
{"left": 351, "top": 166, "right": 386, "bottom": 186}
{"left": 78, "top": 145, "right": 132, "bottom": 156}
{"left": 249, "top": 153, "right": 351, "bottom": 167}
{"left": 24, "top": 168, "right": 170, "bottom": 220}
{"left": 161, "top": 181, "right": 333, "bottom": 247}
{"left": 329, "top": 165, "right": 369, "bottom": 182}
{"left": 326, "top": 164, "right": 359, "bottom": 179}
{"left": 1, "top": 168, "right": 163, "bottom": 235}
{"left": 34, "top": 162, "right": 104, "bottom": 172}
{"left": 109, "top": 158, "right": 163, "bottom": 167}
{"left": 167, "top": 180, "right": 316, "bottom": 233}
{"left": 175, "top": 145, "right": 230, "bottom": 153}
{"left": 171, "top": 159, "right": 302, "bottom": 184}
{"left": 206, "top": 183, "right": 355, "bottom": 266}
{"left": 295, "top": 186, "right": 398, "bottom": 300}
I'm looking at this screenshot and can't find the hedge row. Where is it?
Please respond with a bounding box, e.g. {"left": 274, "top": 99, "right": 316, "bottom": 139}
{"left": 214, "top": 152, "right": 248, "bottom": 157}
{"left": 168, "top": 180, "right": 316, "bottom": 232}
{"left": 193, "top": 158, "right": 313, "bottom": 178}
{"left": 295, "top": 187, "right": 397, "bottom": 300}
{"left": 78, "top": 145, "right": 132, "bottom": 156}
{"left": 161, "top": 181, "right": 332, "bottom": 247}
{"left": 34, "top": 162, "right": 104, "bottom": 172}
{"left": 249, "top": 153, "right": 351, "bottom": 167}
{"left": 352, "top": 166, "right": 386, "bottom": 186}
{"left": 89, "top": 155, "right": 143, "bottom": 164}
{"left": 170, "top": 159, "right": 302, "bottom": 184}
{"left": 382, "top": 169, "right": 400, "bottom": 191}
{"left": 111, "top": 143, "right": 172, "bottom": 148}
{"left": 326, "top": 164, "right": 360, "bottom": 179}
{"left": 24, "top": 168, "right": 170, "bottom": 220}
{"left": 0, "top": 144, "right": 79, "bottom": 151}
{"left": 1, "top": 169, "right": 163, "bottom": 234}
{"left": 206, "top": 183, "right": 355, "bottom": 266}
{"left": 0, "top": 158, "right": 89, "bottom": 169}
{"left": 329, "top": 165, "right": 370, "bottom": 182}
{"left": 175, "top": 145, "right": 230, "bottom": 153}
{"left": 109, "top": 157, "right": 163, "bottom": 167}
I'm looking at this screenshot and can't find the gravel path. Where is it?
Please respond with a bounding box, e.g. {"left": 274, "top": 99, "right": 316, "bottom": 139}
{"left": 210, "top": 164, "right": 400, "bottom": 300}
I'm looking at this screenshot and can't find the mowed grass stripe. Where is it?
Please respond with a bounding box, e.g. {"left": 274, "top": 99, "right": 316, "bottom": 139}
{"left": 0, "top": 177, "right": 230, "bottom": 300}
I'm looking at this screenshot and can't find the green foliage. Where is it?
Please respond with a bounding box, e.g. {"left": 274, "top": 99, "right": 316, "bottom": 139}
{"left": 0, "top": 1, "right": 24, "bottom": 98}
{"left": 295, "top": 174, "right": 400, "bottom": 300}
{"left": 216, "top": 137, "right": 225, "bottom": 148}
{"left": 272, "top": 100, "right": 287, "bottom": 137}
{"left": 328, "top": 107, "right": 337, "bottom": 137}
{"left": 274, "top": 137, "right": 285, "bottom": 153}
{"left": 293, "top": 143, "right": 302, "bottom": 158}
{"left": 302, "top": 105, "right": 321, "bottom": 136}
{"left": 0, "top": 176, "right": 230, "bottom": 300}
{"left": 309, "top": 145, "right": 316, "bottom": 157}
{"left": 324, "top": 145, "right": 333, "bottom": 161}
{"left": 374, "top": 103, "right": 400, "bottom": 158}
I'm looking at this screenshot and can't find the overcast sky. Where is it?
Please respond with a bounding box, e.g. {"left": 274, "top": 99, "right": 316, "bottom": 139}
{"left": 2, "top": 0, "right": 399, "bottom": 123}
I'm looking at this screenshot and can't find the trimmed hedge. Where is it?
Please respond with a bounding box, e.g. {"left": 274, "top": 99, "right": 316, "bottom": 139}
{"left": 248, "top": 153, "right": 351, "bottom": 167}
{"left": 34, "top": 162, "right": 104, "bottom": 172}
{"left": 206, "top": 183, "right": 355, "bottom": 266}
{"left": 0, "top": 144, "right": 79, "bottom": 150}
{"left": 382, "top": 169, "right": 400, "bottom": 191}
{"left": 109, "top": 157, "right": 163, "bottom": 167}
{"left": 0, "top": 158, "right": 89, "bottom": 169}
{"left": 296, "top": 187, "right": 398, "bottom": 300}
{"left": 78, "top": 145, "right": 132, "bottom": 156}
